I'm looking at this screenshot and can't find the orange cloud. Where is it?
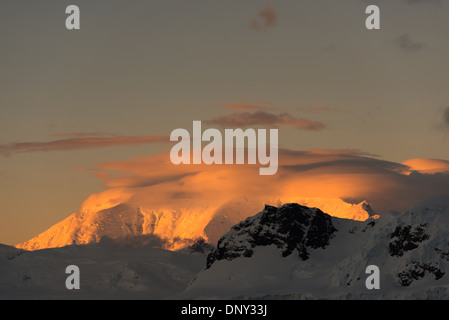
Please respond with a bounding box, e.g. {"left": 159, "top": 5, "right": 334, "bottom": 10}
{"left": 0, "top": 134, "right": 169, "bottom": 157}
{"left": 250, "top": 5, "right": 278, "bottom": 31}
{"left": 402, "top": 158, "right": 449, "bottom": 174}
{"left": 85, "top": 149, "right": 449, "bottom": 214}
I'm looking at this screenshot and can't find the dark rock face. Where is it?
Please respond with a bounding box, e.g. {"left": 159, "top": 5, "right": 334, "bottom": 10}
{"left": 397, "top": 262, "right": 445, "bottom": 287}
{"left": 186, "top": 237, "right": 215, "bottom": 255}
{"left": 206, "top": 203, "right": 337, "bottom": 268}
{"left": 389, "top": 224, "right": 430, "bottom": 257}
{"left": 435, "top": 245, "right": 449, "bottom": 261}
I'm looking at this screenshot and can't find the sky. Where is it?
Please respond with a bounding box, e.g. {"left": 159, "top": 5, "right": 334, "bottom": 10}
{"left": 1, "top": 0, "right": 449, "bottom": 245}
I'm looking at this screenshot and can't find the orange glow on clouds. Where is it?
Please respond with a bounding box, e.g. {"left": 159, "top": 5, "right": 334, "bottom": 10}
{"left": 402, "top": 158, "right": 449, "bottom": 174}
{"left": 88, "top": 149, "right": 449, "bottom": 214}
{"left": 16, "top": 148, "right": 449, "bottom": 251}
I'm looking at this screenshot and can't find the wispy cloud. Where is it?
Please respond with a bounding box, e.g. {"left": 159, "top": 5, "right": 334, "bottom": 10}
{"left": 0, "top": 134, "right": 169, "bottom": 157}
{"left": 393, "top": 34, "right": 425, "bottom": 53}
{"left": 435, "top": 106, "right": 449, "bottom": 131}
{"left": 204, "top": 111, "right": 326, "bottom": 131}
{"left": 443, "top": 106, "right": 449, "bottom": 127}
{"left": 249, "top": 4, "right": 278, "bottom": 31}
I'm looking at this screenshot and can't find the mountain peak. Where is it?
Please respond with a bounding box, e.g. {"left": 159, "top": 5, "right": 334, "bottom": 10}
{"left": 206, "top": 203, "right": 337, "bottom": 268}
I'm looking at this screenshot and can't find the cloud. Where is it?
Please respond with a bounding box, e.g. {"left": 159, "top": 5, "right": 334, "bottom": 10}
{"left": 434, "top": 106, "right": 449, "bottom": 130}
{"left": 443, "top": 106, "right": 449, "bottom": 127}
{"left": 402, "top": 158, "right": 449, "bottom": 174}
{"left": 84, "top": 148, "right": 449, "bottom": 216}
{"left": 393, "top": 34, "right": 425, "bottom": 53}
{"left": 249, "top": 4, "right": 278, "bottom": 31}
{"left": 289, "top": 148, "right": 379, "bottom": 158}
{"left": 0, "top": 134, "right": 169, "bottom": 157}
{"left": 204, "top": 111, "right": 326, "bottom": 131}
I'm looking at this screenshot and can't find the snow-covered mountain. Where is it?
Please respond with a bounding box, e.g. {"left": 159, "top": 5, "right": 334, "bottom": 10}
{"left": 179, "top": 195, "right": 449, "bottom": 299}
{"left": 16, "top": 197, "right": 375, "bottom": 251}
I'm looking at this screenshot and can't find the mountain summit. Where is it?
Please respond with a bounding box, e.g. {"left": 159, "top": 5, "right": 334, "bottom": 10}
{"left": 206, "top": 204, "right": 337, "bottom": 268}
